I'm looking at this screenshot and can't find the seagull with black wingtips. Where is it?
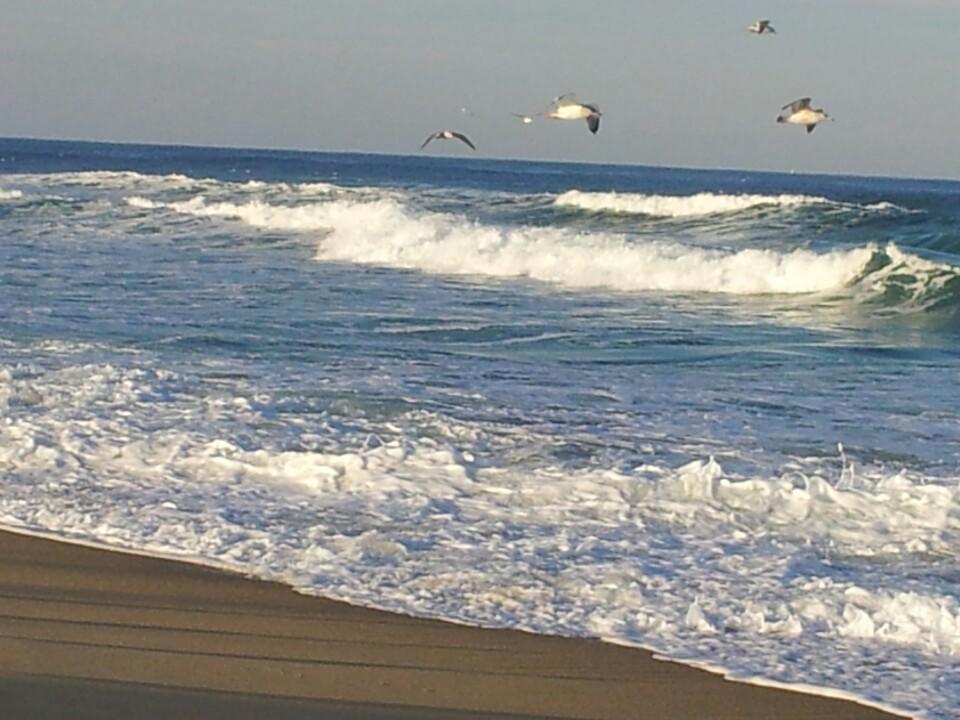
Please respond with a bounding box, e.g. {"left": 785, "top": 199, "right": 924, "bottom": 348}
{"left": 420, "top": 130, "right": 477, "bottom": 151}
{"left": 777, "top": 98, "right": 832, "bottom": 134}
{"left": 748, "top": 19, "right": 776, "bottom": 34}
{"left": 543, "top": 94, "right": 602, "bottom": 135}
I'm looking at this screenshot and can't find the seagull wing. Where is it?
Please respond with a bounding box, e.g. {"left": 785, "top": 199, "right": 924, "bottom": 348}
{"left": 783, "top": 98, "right": 812, "bottom": 113}
{"left": 553, "top": 93, "right": 580, "bottom": 107}
{"left": 586, "top": 114, "right": 601, "bottom": 135}
{"left": 452, "top": 132, "right": 476, "bottom": 150}
{"left": 420, "top": 132, "right": 440, "bottom": 150}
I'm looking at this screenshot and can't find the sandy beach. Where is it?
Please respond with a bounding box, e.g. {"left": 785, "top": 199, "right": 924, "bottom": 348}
{"left": 0, "top": 529, "right": 903, "bottom": 719}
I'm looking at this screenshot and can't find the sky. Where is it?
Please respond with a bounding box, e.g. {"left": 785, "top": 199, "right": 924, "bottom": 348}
{"left": 1, "top": 0, "right": 958, "bottom": 179}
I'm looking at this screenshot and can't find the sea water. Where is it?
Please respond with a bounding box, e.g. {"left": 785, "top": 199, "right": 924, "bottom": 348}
{"left": 1, "top": 138, "right": 959, "bottom": 718}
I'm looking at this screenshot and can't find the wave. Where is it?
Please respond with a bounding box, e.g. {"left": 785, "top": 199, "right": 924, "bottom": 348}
{"left": 127, "top": 193, "right": 960, "bottom": 306}
{"left": 126, "top": 194, "right": 874, "bottom": 294}
{"left": 851, "top": 245, "right": 960, "bottom": 313}
{"left": 312, "top": 199, "right": 884, "bottom": 294}
{"left": 19, "top": 170, "right": 203, "bottom": 190}
{"left": 0, "top": 189, "right": 24, "bottom": 201}
{"left": 4, "top": 171, "right": 352, "bottom": 204}
{"left": 553, "top": 189, "right": 907, "bottom": 219}
{"left": 127, "top": 195, "right": 338, "bottom": 232}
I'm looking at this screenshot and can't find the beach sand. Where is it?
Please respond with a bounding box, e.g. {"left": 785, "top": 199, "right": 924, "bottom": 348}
{"left": 0, "top": 529, "right": 903, "bottom": 719}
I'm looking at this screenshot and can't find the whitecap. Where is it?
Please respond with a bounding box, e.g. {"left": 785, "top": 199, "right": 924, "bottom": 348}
{"left": 553, "top": 189, "right": 910, "bottom": 218}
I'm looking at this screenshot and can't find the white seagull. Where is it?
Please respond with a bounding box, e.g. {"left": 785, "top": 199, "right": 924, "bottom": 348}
{"left": 748, "top": 19, "right": 776, "bottom": 34}
{"left": 544, "top": 94, "right": 602, "bottom": 135}
{"left": 777, "top": 98, "right": 831, "bottom": 134}
{"left": 420, "top": 130, "right": 477, "bottom": 151}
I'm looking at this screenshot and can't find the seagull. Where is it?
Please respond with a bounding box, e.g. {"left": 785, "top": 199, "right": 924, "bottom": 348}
{"left": 777, "top": 98, "right": 831, "bottom": 133}
{"left": 748, "top": 19, "right": 776, "bottom": 34}
{"left": 512, "top": 113, "right": 535, "bottom": 124}
{"left": 420, "top": 130, "right": 477, "bottom": 151}
{"left": 544, "top": 94, "right": 602, "bottom": 135}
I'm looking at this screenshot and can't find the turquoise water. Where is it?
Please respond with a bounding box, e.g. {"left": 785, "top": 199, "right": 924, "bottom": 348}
{"left": 1, "top": 138, "right": 959, "bottom": 718}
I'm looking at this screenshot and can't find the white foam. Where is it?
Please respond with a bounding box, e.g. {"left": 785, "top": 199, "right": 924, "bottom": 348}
{"left": 554, "top": 190, "right": 834, "bottom": 217}
{"left": 125, "top": 196, "right": 160, "bottom": 209}
{"left": 23, "top": 170, "right": 201, "bottom": 189}
{"left": 294, "top": 181, "right": 340, "bottom": 194}
{"left": 0, "top": 188, "right": 23, "bottom": 201}
{"left": 313, "top": 198, "right": 881, "bottom": 294}
{"left": 834, "top": 586, "right": 960, "bottom": 655}
{"left": 126, "top": 195, "right": 338, "bottom": 231}
{"left": 553, "top": 190, "right": 915, "bottom": 219}
{"left": 3, "top": 171, "right": 349, "bottom": 203}
{"left": 0, "top": 358, "right": 954, "bottom": 718}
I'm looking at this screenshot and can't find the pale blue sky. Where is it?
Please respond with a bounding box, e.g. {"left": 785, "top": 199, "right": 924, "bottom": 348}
{"left": 1, "top": 0, "right": 957, "bottom": 178}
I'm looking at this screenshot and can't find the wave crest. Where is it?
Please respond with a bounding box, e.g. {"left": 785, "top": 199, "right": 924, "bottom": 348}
{"left": 126, "top": 196, "right": 336, "bottom": 231}
{"left": 309, "top": 198, "right": 875, "bottom": 294}
{"left": 127, "top": 192, "right": 958, "bottom": 306}
{"left": 852, "top": 244, "right": 960, "bottom": 313}
{"left": 553, "top": 189, "right": 904, "bottom": 219}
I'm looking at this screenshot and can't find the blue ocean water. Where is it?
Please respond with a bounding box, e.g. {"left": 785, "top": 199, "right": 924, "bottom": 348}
{"left": 1, "top": 137, "right": 959, "bottom": 718}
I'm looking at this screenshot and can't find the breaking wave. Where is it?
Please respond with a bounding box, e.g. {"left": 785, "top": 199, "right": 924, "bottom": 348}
{"left": 22, "top": 170, "right": 202, "bottom": 190}
{"left": 126, "top": 193, "right": 960, "bottom": 309}
{"left": 310, "top": 199, "right": 877, "bottom": 294}
{"left": 127, "top": 194, "right": 873, "bottom": 294}
{"left": 127, "top": 195, "right": 335, "bottom": 231}
{"left": 5, "top": 170, "right": 350, "bottom": 203}
{"left": 0, "top": 189, "right": 24, "bottom": 201}
{"left": 553, "top": 189, "right": 906, "bottom": 218}
{"left": 851, "top": 244, "right": 960, "bottom": 313}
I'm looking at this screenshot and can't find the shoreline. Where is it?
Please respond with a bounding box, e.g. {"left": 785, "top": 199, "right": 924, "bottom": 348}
{"left": 0, "top": 528, "right": 906, "bottom": 719}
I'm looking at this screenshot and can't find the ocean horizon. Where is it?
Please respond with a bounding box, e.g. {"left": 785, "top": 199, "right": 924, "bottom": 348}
{"left": 2, "top": 136, "right": 958, "bottom": 719}
{"left": 7, "top": 134, "right": 960, "bottom": 184}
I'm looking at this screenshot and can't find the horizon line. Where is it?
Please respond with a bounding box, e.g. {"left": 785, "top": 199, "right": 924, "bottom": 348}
{"left": 2, "top": 134, "right": 958, "bottom": 186}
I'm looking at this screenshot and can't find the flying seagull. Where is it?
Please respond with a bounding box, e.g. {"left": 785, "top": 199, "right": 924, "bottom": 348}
{"left": 748, "top": 19, "right": 776, "bottom": 34}
{"left": 777, "top": 98, "right": 831, "bottom": 134}
{"left": 512, "top": 113, "right": 535, "bottom": 124}
{"left": 544, "top": 94, "right": 602, "bottom": 135}
{"left": 420, "top": 130, "right": 477, "bottom": 151}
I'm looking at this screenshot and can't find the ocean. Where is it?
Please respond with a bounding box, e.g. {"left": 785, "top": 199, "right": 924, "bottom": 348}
{"left": 1, "top": 137, "right": 958, "bottom": 718}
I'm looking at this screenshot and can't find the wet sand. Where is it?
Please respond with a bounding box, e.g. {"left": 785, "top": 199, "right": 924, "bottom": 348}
{"left": 0, "top": 529, "right": 903, "bottom": 719}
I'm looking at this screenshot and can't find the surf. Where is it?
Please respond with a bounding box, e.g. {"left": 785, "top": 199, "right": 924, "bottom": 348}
{"left": 553, "top": 189, "right": 910, "bottom": 219}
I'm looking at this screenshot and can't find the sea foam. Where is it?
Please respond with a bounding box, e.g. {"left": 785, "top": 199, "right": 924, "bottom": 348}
{"left": 554, "top": 190, "right": 831, "bottom": 217}
{"left": 0, "top": 356, "right": 955, "bottom": 719}
{"left": 309, "top": 198, "right": 878, "bottom": 294}
{"left": 553, "top": 190, "right": 908, "bottom": 218}
{"left": 127, "top": 196, "right": 336, "bottom": 231}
